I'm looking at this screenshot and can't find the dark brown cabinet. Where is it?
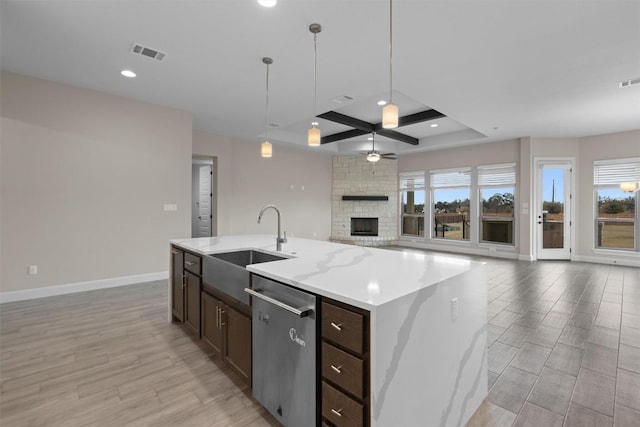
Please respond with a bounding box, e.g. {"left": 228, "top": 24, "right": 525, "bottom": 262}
{"left": 171, "top": 246, "right": 202, "bottom": 338}
{"left": 321, "top": 299, "right": 370, "bottom": 427}
{"left": 170, "top": 247, "right": 185, "bottom": 322}
{"left": 184, "top": 271, "right": 201, "bottom": 337}
{"left": 224, "top": 304, "right": 251, "bottom": 384}
{"left": 201, "top": 287, "right": 252, "bottom": 385}
{"left": 201, "top": 291, "right": 224, "bottom": 353}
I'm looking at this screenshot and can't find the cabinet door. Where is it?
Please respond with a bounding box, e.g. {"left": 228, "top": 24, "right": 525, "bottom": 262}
{"left": 201, "top": 292, "right": 224, "bottom": 353}
{"left": 171, "top": 248, "right": 185, "bottom": 322}
{"left": 223, "top": 305, "right": 251, "bottom": 385}
{"left": 184, "top": 271, "right": 201, "bottom": 337}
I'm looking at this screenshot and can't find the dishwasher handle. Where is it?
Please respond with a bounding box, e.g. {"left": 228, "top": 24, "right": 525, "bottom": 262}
{"left": 244, "top": 288, "right": 313, "bottom": 318}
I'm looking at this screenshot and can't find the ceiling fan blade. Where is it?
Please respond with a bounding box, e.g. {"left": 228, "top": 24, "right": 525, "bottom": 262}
{"left": 381, "top": 153, "right": 397, "bottom": 157}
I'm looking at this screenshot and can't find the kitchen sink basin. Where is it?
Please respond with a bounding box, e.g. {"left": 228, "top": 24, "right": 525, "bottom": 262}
{"left": 203, "top": 250, "right": 288, "bottom": 305}
{"left": 209, "top": 250, "right": 287, "bottom": 267}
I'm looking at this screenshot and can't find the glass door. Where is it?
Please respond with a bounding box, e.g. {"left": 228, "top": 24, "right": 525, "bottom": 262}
{"left": 536, "top": 160, "right": 573, "bottom": 260}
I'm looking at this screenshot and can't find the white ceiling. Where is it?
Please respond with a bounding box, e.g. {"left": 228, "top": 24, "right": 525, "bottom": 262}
{"left": 2, "top": 0, "right": 639, "bottom": 156}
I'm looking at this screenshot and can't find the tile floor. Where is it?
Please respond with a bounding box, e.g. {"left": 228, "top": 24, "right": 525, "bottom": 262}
{"left": 1, "top": 250, "right": 639, "bottom": 426}
{"left": 461, "top": 253, "right": 640, "bottom": 427}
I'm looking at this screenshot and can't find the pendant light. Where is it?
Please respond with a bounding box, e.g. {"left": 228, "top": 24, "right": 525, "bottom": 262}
{"left": 308, "top": 23, "right": 322, "bottom": 147}
{"left": 382, "top": 0, "right": 398, "bottom": 129}
{"left": 261, "top": 57, "right": 273, "bottom": 158}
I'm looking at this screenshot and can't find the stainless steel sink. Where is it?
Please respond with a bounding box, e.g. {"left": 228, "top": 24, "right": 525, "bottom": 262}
{"left": 209, "top": 250, "right": 287, "bottom": 267}
{"left": 203, "top": 250, "right": 288, "bottom": 305}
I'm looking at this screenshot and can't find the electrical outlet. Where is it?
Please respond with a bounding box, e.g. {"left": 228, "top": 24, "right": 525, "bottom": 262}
{"left": 451, "top": 297, "right": 459, "bottom": 321}
{"left": 28, "top": 265, "right": 38, "bottom": 275}
{"left": 163, "top": 204, "right": 177, "bottom": 211}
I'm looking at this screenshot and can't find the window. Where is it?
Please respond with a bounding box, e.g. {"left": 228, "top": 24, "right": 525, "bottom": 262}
{"left": 594, "top": 159, "right": 639, "bottom": 251}
{"left": 400, "top": 172, "right": 425, "bottom": 236}
{"left": 430, "top": 169, "right": 471, "bottom": 241}
{"left": 478, "top": 164, "right": 516, "bottom": 245}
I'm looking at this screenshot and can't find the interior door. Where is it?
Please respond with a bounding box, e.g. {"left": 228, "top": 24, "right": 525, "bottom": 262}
{"left": 191, "top": 162, "right": 213, "bottom": 238}
{"left": 198, "top": 165, "right": 212, "bottom": 236}
{"left": 536, "top": 160, "right": 573, "bottom": 260}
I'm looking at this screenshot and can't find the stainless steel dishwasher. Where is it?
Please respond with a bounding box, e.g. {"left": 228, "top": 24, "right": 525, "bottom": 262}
{"left": 245, "top": 275, "right": 317, "bottom": 426}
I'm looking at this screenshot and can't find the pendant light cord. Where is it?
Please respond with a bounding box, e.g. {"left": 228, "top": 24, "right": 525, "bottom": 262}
{"left": 264, "top": 62, "right": 270, "bottom": 140}
{"left": 313, "top": 32, "right": 318, "bottom": 124}
{"left": 389, "top": 0, "right": 393, "bottom": 104}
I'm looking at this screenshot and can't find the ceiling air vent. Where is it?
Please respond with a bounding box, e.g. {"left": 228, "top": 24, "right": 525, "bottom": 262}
{"left": 130, "top": 43, "right": 166, "bottom": 61}
{"left": 619, "top": 77, "right": 640, "bottom": 88}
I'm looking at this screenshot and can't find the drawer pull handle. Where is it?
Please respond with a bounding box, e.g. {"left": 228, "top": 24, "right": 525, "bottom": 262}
{"left": 330, "top": 364, "right": 342, "bottom": 374}
{"left": 330, "top": 322, "right": 342, "bottom": 331}
{"left": 185, "top": 261, "right": 196, "bottom": 266}
{"left": 331, "top": 408, "right": 343, "bottom": 417}
{"left": 171, "top": 249, "right": 179, "bottom": 254}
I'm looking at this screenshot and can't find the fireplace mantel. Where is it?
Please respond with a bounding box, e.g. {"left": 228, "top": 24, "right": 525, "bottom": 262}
{"left": 341, "top": 195, "right": 389, "bottom": 201}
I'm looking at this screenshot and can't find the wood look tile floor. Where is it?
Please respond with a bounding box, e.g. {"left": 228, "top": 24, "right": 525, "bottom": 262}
{"left": 1, "top": 251, "right": 639, "bottom": 427}
{"left": 0, "top": 282, "right": 279, "bottom": 427}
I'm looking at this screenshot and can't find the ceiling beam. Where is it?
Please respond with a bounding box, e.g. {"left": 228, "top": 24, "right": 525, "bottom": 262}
{"left": 319, "top": 108, "right": 446, "bottom": 146}
{"left": 376, "top": 129, "right": 419, "bottom": 145}
{"left": 320, "top": 129, "right": 369, "bottom": 145}
{"left": 397, "top": 109, "right": 445, "bottom": 126}
{"left": 317, "top": 111, "right": 374, "bottom": 132}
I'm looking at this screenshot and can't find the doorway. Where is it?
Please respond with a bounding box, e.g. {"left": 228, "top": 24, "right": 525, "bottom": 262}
{"left": 192, "top": 157, "right": 216, "bottom": 238}
{"left": 535, "top": 159, "right": 574, "bottom": 260}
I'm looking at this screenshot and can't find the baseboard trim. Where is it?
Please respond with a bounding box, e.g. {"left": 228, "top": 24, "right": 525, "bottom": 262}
{"left": 573, "top": 255, "right": 640, "bottom": 268}
{"left": 0, "top": 271, "right": 169, "bottom": 304}
{"left": 397, "top": 240, "right": 520, "bottom": 260}
{"left": 518, "top": 254, "right": 536, "bottom": 261}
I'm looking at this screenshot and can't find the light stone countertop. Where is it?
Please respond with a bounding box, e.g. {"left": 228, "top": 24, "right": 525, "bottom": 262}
{"left": 171, "top": 234, "right": 483, "bottom": 310}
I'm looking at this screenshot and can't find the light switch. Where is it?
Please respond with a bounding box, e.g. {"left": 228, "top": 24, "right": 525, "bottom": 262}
{"left": 163, "top": 204, "right": 178, "bottom": 211}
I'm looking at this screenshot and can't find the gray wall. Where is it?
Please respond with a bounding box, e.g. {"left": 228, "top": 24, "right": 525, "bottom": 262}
{"left": 1, "top": 72, "right": 193, "bottom": 293}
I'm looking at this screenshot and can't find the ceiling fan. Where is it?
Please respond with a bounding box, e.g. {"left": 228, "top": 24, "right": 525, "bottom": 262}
{"left": 362, "top": 132, "right": 397, "bottom": 163}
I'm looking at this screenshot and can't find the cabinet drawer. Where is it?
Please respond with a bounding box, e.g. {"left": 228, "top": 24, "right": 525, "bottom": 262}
{"left": 322, "top": 342, "right": 364, "bottom": 400}
{"left": 184, "top": 252, "right": 201, "bottom": 275}
{"left": 322, "top": 302, "right": 364, "bottom": 355}
{"left": 322, "top": 381, "right": 364, "bottom": 427}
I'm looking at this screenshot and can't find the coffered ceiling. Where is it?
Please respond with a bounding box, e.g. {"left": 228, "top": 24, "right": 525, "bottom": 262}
{"left": 1, "top": 0, "right": 638, "bottom": 156}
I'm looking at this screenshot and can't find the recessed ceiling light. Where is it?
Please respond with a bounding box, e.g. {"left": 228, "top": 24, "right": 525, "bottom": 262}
{"left": 257, "top": 0, "right": 277, "bottom": 7}
{"left": 430, "top": 123, "right": 438, "bottom": 128}
{"left": 120, "top": 69, "right": 136, "bottom": 78}
{"left": 367, "top": 137, "right": 373, "bottom": 140}
{"left": 377, "top": 100, "right": 387, "bottom": 106}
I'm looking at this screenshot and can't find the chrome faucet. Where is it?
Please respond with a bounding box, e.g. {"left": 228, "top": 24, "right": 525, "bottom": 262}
{"left": 257, "top": 204, "right": 287, "bottom": 251}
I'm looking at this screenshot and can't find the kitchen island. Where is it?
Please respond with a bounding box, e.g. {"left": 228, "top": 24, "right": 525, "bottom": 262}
{"left": 170, "top": 235, "right": 487, "bottom": 427}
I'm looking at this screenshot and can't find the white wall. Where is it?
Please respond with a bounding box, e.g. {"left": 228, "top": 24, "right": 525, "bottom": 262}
{"left": 193, "top": 130, "right": 333, "bottom": 240}
{"left": 0, "top": 72, "right": 193, "bottom": 294}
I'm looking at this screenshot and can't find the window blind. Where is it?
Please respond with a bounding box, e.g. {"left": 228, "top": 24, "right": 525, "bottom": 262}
{"left": 478, "top": 164, "right": 516, "bottom": 186}
{"left": 400, "top": 172, "right": 425, "bottom": 189}
{"left": 594, "top": 158, "right": 640, "bottom": 185}
{"left": 430, "top": 169, "right": 471, "bottom": 188}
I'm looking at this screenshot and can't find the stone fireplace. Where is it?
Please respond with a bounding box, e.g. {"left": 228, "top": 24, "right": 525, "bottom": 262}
{"left": 331, "top": 156, "right": 398, "bottom": 246}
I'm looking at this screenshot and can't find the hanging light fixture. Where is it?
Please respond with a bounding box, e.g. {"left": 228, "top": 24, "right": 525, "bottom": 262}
{"left": 257, "top": 0, "right": 277, "bottom": 8}
{"left": 308, "top": 23, "right": 322, "bottom": 147}
{"left": 382, "top": 0, "right": 398, "bottom": 129}
{"left": 620, "top": 181, "right": 640, "bottom": 192}
{"left": 261, "top": 57, "right": 273, "bottom": 158}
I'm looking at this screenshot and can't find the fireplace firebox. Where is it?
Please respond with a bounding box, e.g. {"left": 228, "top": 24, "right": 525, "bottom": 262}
{"left": 351, "top": 217, "right": 379, "bottom": 236}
